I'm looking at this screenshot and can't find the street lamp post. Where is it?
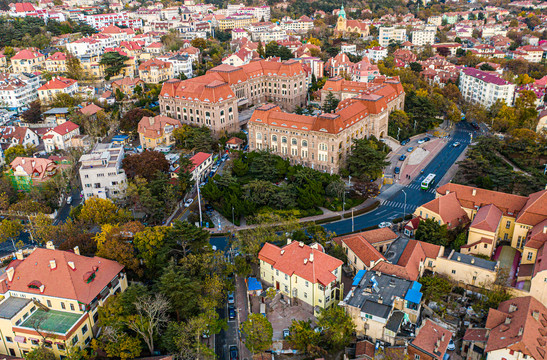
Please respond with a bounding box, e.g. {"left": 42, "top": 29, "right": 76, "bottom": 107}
{"left": 232, "top": 206, "right": 235, "bottom": 225}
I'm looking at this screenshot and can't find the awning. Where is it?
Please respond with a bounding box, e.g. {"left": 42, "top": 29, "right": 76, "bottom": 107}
{"left": 14, "top": 336, "right": 25, "bottom": 343}
{"left": 404, "top": 288, "right": 423, "bottom": 304}
{"left": 352, "top": 270, "right": 367, "bottom": 286}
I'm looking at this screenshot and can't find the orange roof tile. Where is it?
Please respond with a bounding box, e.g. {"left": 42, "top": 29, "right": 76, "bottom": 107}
{"left": 411, "top": 320, "right": 453, "bottom": 360}
{"left": 258, "top": 242, "right": 342, "bottom": 286}
{"left": 421, "top": 192, "right": 470, "bottom": 228}
{"left": 470, "top": 204, "right": 503, "bottom": 232}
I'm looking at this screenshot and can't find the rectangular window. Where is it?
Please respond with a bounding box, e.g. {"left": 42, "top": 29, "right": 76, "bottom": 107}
{"left": 506, "top": 220, "right": 511, "bottom": 229}
{"left": 71, "top": 335, "right": 79, "bottom": 345}
{"left": 61, "top": 302, "right": 66, "bottom": 310}
{"left": 6, "top": 337, "right": 13, "bottom": 343}
{"left": 527, "top": 252, "right": 533, "bottom": 261}
{"left": 82, "top": 324, "right": 88, "bottom": 335}
{"left": 451, "top": 270, "right": 456, "bottom": 274}
{"left": 415, "top": 355, "right": 420, "bottom": 360}
{"left": 70, "top": 303, "right": 75, "bottom": 311}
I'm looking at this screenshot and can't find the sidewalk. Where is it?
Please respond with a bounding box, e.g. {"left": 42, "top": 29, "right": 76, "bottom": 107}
{"left": 399, "top": 137, "right": 448, "bottom": 185}
{"left": 235, "top": 276, "right": 252, "bottom": 360}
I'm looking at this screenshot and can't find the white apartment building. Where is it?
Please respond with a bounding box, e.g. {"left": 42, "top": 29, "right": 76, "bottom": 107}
{"left": 379, "top": 27, "right": 407, "bottom": 46}
{"left": 250, "top": 26, "right": 288, "bottom": 42}
{"left": 280, "top": 16, "right": 314, "bottom": 33}
{"left": 411, "top": 29, "right": 436, "bottom": 46}
{"left": 428, "top": 16, "right": 443, "bottom": 26}
{"left": 66, "top": 35, "right": 116, "bottom": 57}
{"left": 43, "top": 121, "right": 80, "bottom": 152}
{"left": 341, "top": 43, "right": 357, "bottom": 55}
{"left": 157, "top": 53, "right": 193, "bottom": 79}
{"left": 459, "top": 68, "right": 515, "bottom": 108}
{"left": 78, "top": 12, "right": 143, "bottom": 30}
{"left": 362, "top": 46, "right": 388, "bottom": 62}
{"left": 221, "top": 4, "right": 270, "bottom": 21}
{"left": 0, "top": 73, "right": 39, "bottom": 112}
{"left": 79, "top": 143, "right": 128, "bottom": 201}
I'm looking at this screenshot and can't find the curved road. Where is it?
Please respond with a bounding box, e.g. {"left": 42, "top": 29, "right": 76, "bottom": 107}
{"left": 211, "top": 122, "right": 475, "bottom": 249}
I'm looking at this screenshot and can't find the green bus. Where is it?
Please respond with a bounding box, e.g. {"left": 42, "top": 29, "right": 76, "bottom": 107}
{"left": 421, "top": 173, "right": 436, "bottom": 190}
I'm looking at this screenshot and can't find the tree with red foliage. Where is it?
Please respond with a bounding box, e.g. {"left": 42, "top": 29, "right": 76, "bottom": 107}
{"left": 122, "top": 150, "right": 170, "bottom": 181}
{"left": 120, "top": 108, "right": 154, "bottom": 134}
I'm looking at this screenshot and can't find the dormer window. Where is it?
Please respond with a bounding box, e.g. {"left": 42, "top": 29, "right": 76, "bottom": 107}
{"left": 84, "top": 271, "right": 96, "bottom": 283}
{"left": 27, "top": 280, "right": 42, "bottom": 290}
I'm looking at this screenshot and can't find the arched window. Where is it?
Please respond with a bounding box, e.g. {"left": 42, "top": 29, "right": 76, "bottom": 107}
{"left": 272, "top": 135, "right": 278, "bottom": 142}
{"left": 229, "top": 107, "right": 233, "bottom": 113}
{"left": 302, "top": 140, "right": 308, "bottom": 147}
{"left": 291, "top": 138, "right": 297, "bottom": 145}
{"left": 205, "top": 112, "right": 210, "bottom": 117}
{"left": 220, "top": 110, "right": 224, "bottom": 116}
{"left": 257, "top": 133, "right": 262, "bottom": 140}
{"left": 282, "top": 136, "right": 287, "bottom": 144}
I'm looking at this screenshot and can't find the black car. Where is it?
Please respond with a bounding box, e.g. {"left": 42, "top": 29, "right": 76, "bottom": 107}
{"left": 401, "top": 139, "right": 410, "bottom": 146}
{"left": 423, "top": 137, "right": 431, "bottom": 142}
{"left": 228, "top": 306, "right": 236, "bottom": 320}
{"left": 229, "top": 346, "right": 239, "bottom": 360}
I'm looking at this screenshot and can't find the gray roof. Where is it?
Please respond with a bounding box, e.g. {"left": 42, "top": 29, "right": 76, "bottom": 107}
{"left": 0, "top": 297, "right": 31, "bottom": 319}
{"left": 384, "top": 237, "right": 410, "bottom": 264}
{"left": 43, "top": 107, "right": 70, "bottom": 115}
{"left": 386, "top": 310, "right": 405, "bottom": 332}
{"left": 344, "top": 270, "right": 414, "bottom": 317}
{"left": 448, "top": 251, "right": 497, "bottom": 271}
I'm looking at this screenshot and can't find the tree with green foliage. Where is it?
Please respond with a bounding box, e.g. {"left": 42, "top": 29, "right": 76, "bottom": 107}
{"left": 25, "top": 346, "right": 56, "bottom": 360}
{"left": 99, "top": 51, "right": 130, "bottom": 79}
{"left": 0, "top": 219, "right": 23, "bottom": 250}
{"left": 66, "top": 53, "right": 85, "bottom": 80}
{"left": 409, "top": 62, "right": 422, "bottom": 72}
{"left": 241, "top": 313, "right": 273, "bottom": 354}
{"left": 173, "top": 125, "right": 216, "bottom": 153}
{"left": 257, "top": 40, "right": 265, "bottom": 58}
{"left": 415, "top": 218, "right": 449, "bottom": 246}
{"left": 4, "top": 144, "right": 34, "bottom": 164}
{"left": 322, "top": 91, "right": 340, "bottom": 113}
{"left": 316, "top": 305, "right": 355, "bottom": 351}
{"left": 288, "top": 320, "right": 323, "bottom": 357}
{"left": 419, "top": 274, "right": 454, "bottom": 302}
{"left": 346, "top": 138, "right": 389, "bottom": 180}
{"left": 78, "top": 197, "right": 131, "bottom": 226}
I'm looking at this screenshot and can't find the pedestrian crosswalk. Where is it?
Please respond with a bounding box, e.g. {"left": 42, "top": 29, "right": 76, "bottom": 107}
{"left": 381, "top": 200, "right": 417, "bottom": 211}
{"left": 405, "top": 183, "right": 437, "bottom": 193}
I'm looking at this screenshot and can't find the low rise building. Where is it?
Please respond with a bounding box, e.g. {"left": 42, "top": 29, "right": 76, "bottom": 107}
{"left": 189, "top": 152, "right": 213, "bottom": 182}
{"left": 459, "top": 68, "right": 515, "bottom": 108}
{"left": 6, "top": 157, "right": 58, "bottom": 190}
{"left": 0, "top": 244, "right": 127, "bottom": 358}
{"left": 379, "top": 27, "right": 407, "bottom": 47}
{"left": 10, "top": 49, "right": 46, "bottom": 74}
{"left": 45, "top": 52, "right": 67, "bottom": 73}
{"left": 111, "top": 77, "right": 145, "bottom": 96}
{"left": 138, "top": 58, "right": 173, "bottom": 84}
{"left": 37, "top": 77, "right": 78, "bottom": 104}
{"left": 411, "top": 29, "right": 436, "bottom": 46}
{"left": 42, "top": 121, "right": 80, "bottom": 152}
{"left": 259, "top": 240, "right": 343, "bottom": 315}
{"left": 0, "top": 73, "right": 40, "bottom": 112}
{"left": 137, "top": 115, "right": 179, "bottom": 150}
{"left": 434, "top": 250, "right": 499, "bottom": 287}
{"left": 340, "top": 269, "right": 422, "bottom": 343}
{"left": 79, "top": 143, "right": 128, "bottom": 200}
{"left": 408, "top": 320, "right": 454, "bottom": 360}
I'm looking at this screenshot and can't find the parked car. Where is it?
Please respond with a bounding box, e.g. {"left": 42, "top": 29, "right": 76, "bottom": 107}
{"left": 423, "top": 137, "right": 431, "bottom": 142}
{"left": 283, "top": 329, "right": 290, "bottom": 338}
{"left": 229, "top": 346, "right": 239, "bottom": 360}
{"left": 379, "top": 221, "right": 392, "bottom": 228}
{"left": 228, "top": 306, "right": 236, "bottom": 320}
{"left": 399, "top": 154, "right": 406, "bottom": 161}
{"left": 394, "top": 167, "right": 400, "bottom": 174}
{"left": 66, "top": 196, "right": 72, "bottom": 205}
{"left": 447, "top": 339, "right": 455, "bottom": 351}
{"left": 417, "top": 139, "right": 425, "bottom": 144}
{"left": 401, "top": 139, "right": 410, "bottom": 146}
{"left": 227, "top": 292, "right": 235, "bottom": 305}
{"left": 184, "top": 198, "right": 193, "bottom": 207}
{"left": 452, "top": 142, "right": 461, "bottom": 147}
{"left": 407, "top": 147, "right": 414, "bottom": 152}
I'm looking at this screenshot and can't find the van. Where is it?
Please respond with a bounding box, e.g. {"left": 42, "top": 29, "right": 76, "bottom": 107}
{"left": 260, "top": 303, "right": 266, "bottom": 316}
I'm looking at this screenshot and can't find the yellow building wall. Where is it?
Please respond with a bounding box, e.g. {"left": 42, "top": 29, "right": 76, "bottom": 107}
{"left": 414, "top": 206, "right": 443, "bottom": 225}
{"left": 529, "top": 270, "right": 547, "bottom": 305}
{"left": 434, "top": 257, "right": 496, "bottom": 288}
{"left": 521, "top": 247, "right": 538, "bottom": 264}
{"left": 511, "top": 222, "right": 532, "bottom": 250}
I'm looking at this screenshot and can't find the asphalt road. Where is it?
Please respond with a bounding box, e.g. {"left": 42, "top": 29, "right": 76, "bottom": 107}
{"left": 209, "top": 122, "right": 475, "bottom": 251}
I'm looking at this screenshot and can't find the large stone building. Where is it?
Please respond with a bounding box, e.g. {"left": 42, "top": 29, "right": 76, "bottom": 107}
{"left": 247, "top": 77, "right": 403, "bottom": 174}
{"left": 159, "top": 59, "right": 308, "bottom": 136}
{"left": 335, "top": 6, "right": 369, "bottom": 37}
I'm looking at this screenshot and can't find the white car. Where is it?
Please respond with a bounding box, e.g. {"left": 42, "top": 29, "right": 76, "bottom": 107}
{"left": 447, "top": 339, "right": 455, "bottom": 351}
{"left": 66, "top": 196, "right": 72, "bottom": 205}
{"left": 378, "top": 222, "right": 392, "bottom": 228}
{"left": 184, "top": 199, "right": 194, "bottom": 207}
{"left": 417, "top": 139, "right": 425, "bottom": 144}
{"left": 452, "top": 142, "right": 461, "bottom": 147}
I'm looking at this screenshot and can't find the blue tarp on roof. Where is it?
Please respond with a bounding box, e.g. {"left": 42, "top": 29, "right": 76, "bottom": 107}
{"left": 404, "top": 288, "right": 423, "bottom": 304}
{"left": 411, "top": 281, "right": 422, "bottom": 291}
{"left": 112, "top": 135, "right": 130, "bottom": 142}
{"left": 247, "top": 277, "right": 262, "bottom": 291}
{"left": 352, "top": 270, "right": 367, "bottom": 286}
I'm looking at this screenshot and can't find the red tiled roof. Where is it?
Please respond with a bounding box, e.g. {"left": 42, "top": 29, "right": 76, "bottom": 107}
{"left": 50, "top": 121, "right": 79, "bottom": 135}
{"left": 138, "top": 115, "right": 179, "bottom": 139}
{"left": 436, "top": 184, "right": 528, "bottom": 218}
{"left": 14, "top": 3, "right": 35, "bottom": 12}
{"left": 526, "top": 218, "right": 547, "bottom": 250}
{"left": 38, "top": 77, "right": 77, "bottom": 91}
{"left": 10, "top": 157, "right": 55, "bottom": 180}
{"left": 11, "top": 49, "right": 43, "bottom": 60}
{"left": 485, "top": 296, "right": 547, "bottom": 360}
{"left": 258, "top": 241, "right": 342, "bottom": 286}
{"left": 516, "top": 190, "right": 547, "bottom": 226}
{"left": 421, "top": 192, "right": 470, "bottom": 228}
{"left": 226, "top": 137, "right": 244, "bottom": 145}
{"left": 463, "top": 328, "right": 488, "bottom": 342}
{"left": 470, "top": 204, "right": 503, "bottom": 232}
{"left": 336, "top": 228, "right": 397, "bottom": 245}
{"left": 337, "top": 234, "right": 386, "bottom": 267}
{"left": 411, "top": 320, "right": 453, "bottom": 360}
{"left": 189, "top": 152, "right": 212, "bottom": 172}
{"left": 46, "top": 52, "right": 67, "bottom": 61}
{"left": 1, "top": 248, "right": 123, "bottom": 304}
{"left": 80, "top": 103, "right": 102, "bottom": 116}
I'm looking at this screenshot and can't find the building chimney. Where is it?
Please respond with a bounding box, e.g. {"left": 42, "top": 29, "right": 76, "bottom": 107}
{"left": 49, "top": 260, "right": 56, "bottom": 270}
{"left": 472, "top": 188, "right": 477, "bottom": 196}
{"left": 280, "top": 250, "right": 285, "bottom": 255}
{"left": 532, "top": 311, "right": 539, "bottom": 320}
{"left": 471, "top": 258, "right": 475, "bottom": 264}
{"left": 21, "top": 158, "right": 25, "bottom": 164}
{"left": 46, "top": 241, "right": 55, "bottom": 250}
{"left": 299, "top": 241, "right": 304, "bottom": 247}
{"left": 6, "top": 267, "right": 14, "bottom": 282}
{"left": 309, "top": 252, "right": 314, "bottom": 262}
{"left": 73, "top": 246, "right": 80, "bottom": 255}
{"left": 304, "top": 258, "right": 308, "bottom": 265}
{"left": 509, "top": 304, "right": 517, "bottom": 313}
{"left": 68, "top": 261, "right": 75, "bottom": 270}
{"left": 39, "top": 284, "right": 45, "bottom": 293}
{"left": 505, "top": 316, "right": 511, "bottom": 324}
{"left": 518, "top": 326, "right": 524, "bottom": 336}
{"left": 287, "top": 238, "right": 292, "bottom": 245}
{"left": 543, "top": 226, "right": 547, "bottom": 234}
{"left": 445, "top": 190, "right": 450, "bottom": 195}
{"left": 15, "top": 250, "right": 24, "bottom": 260}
